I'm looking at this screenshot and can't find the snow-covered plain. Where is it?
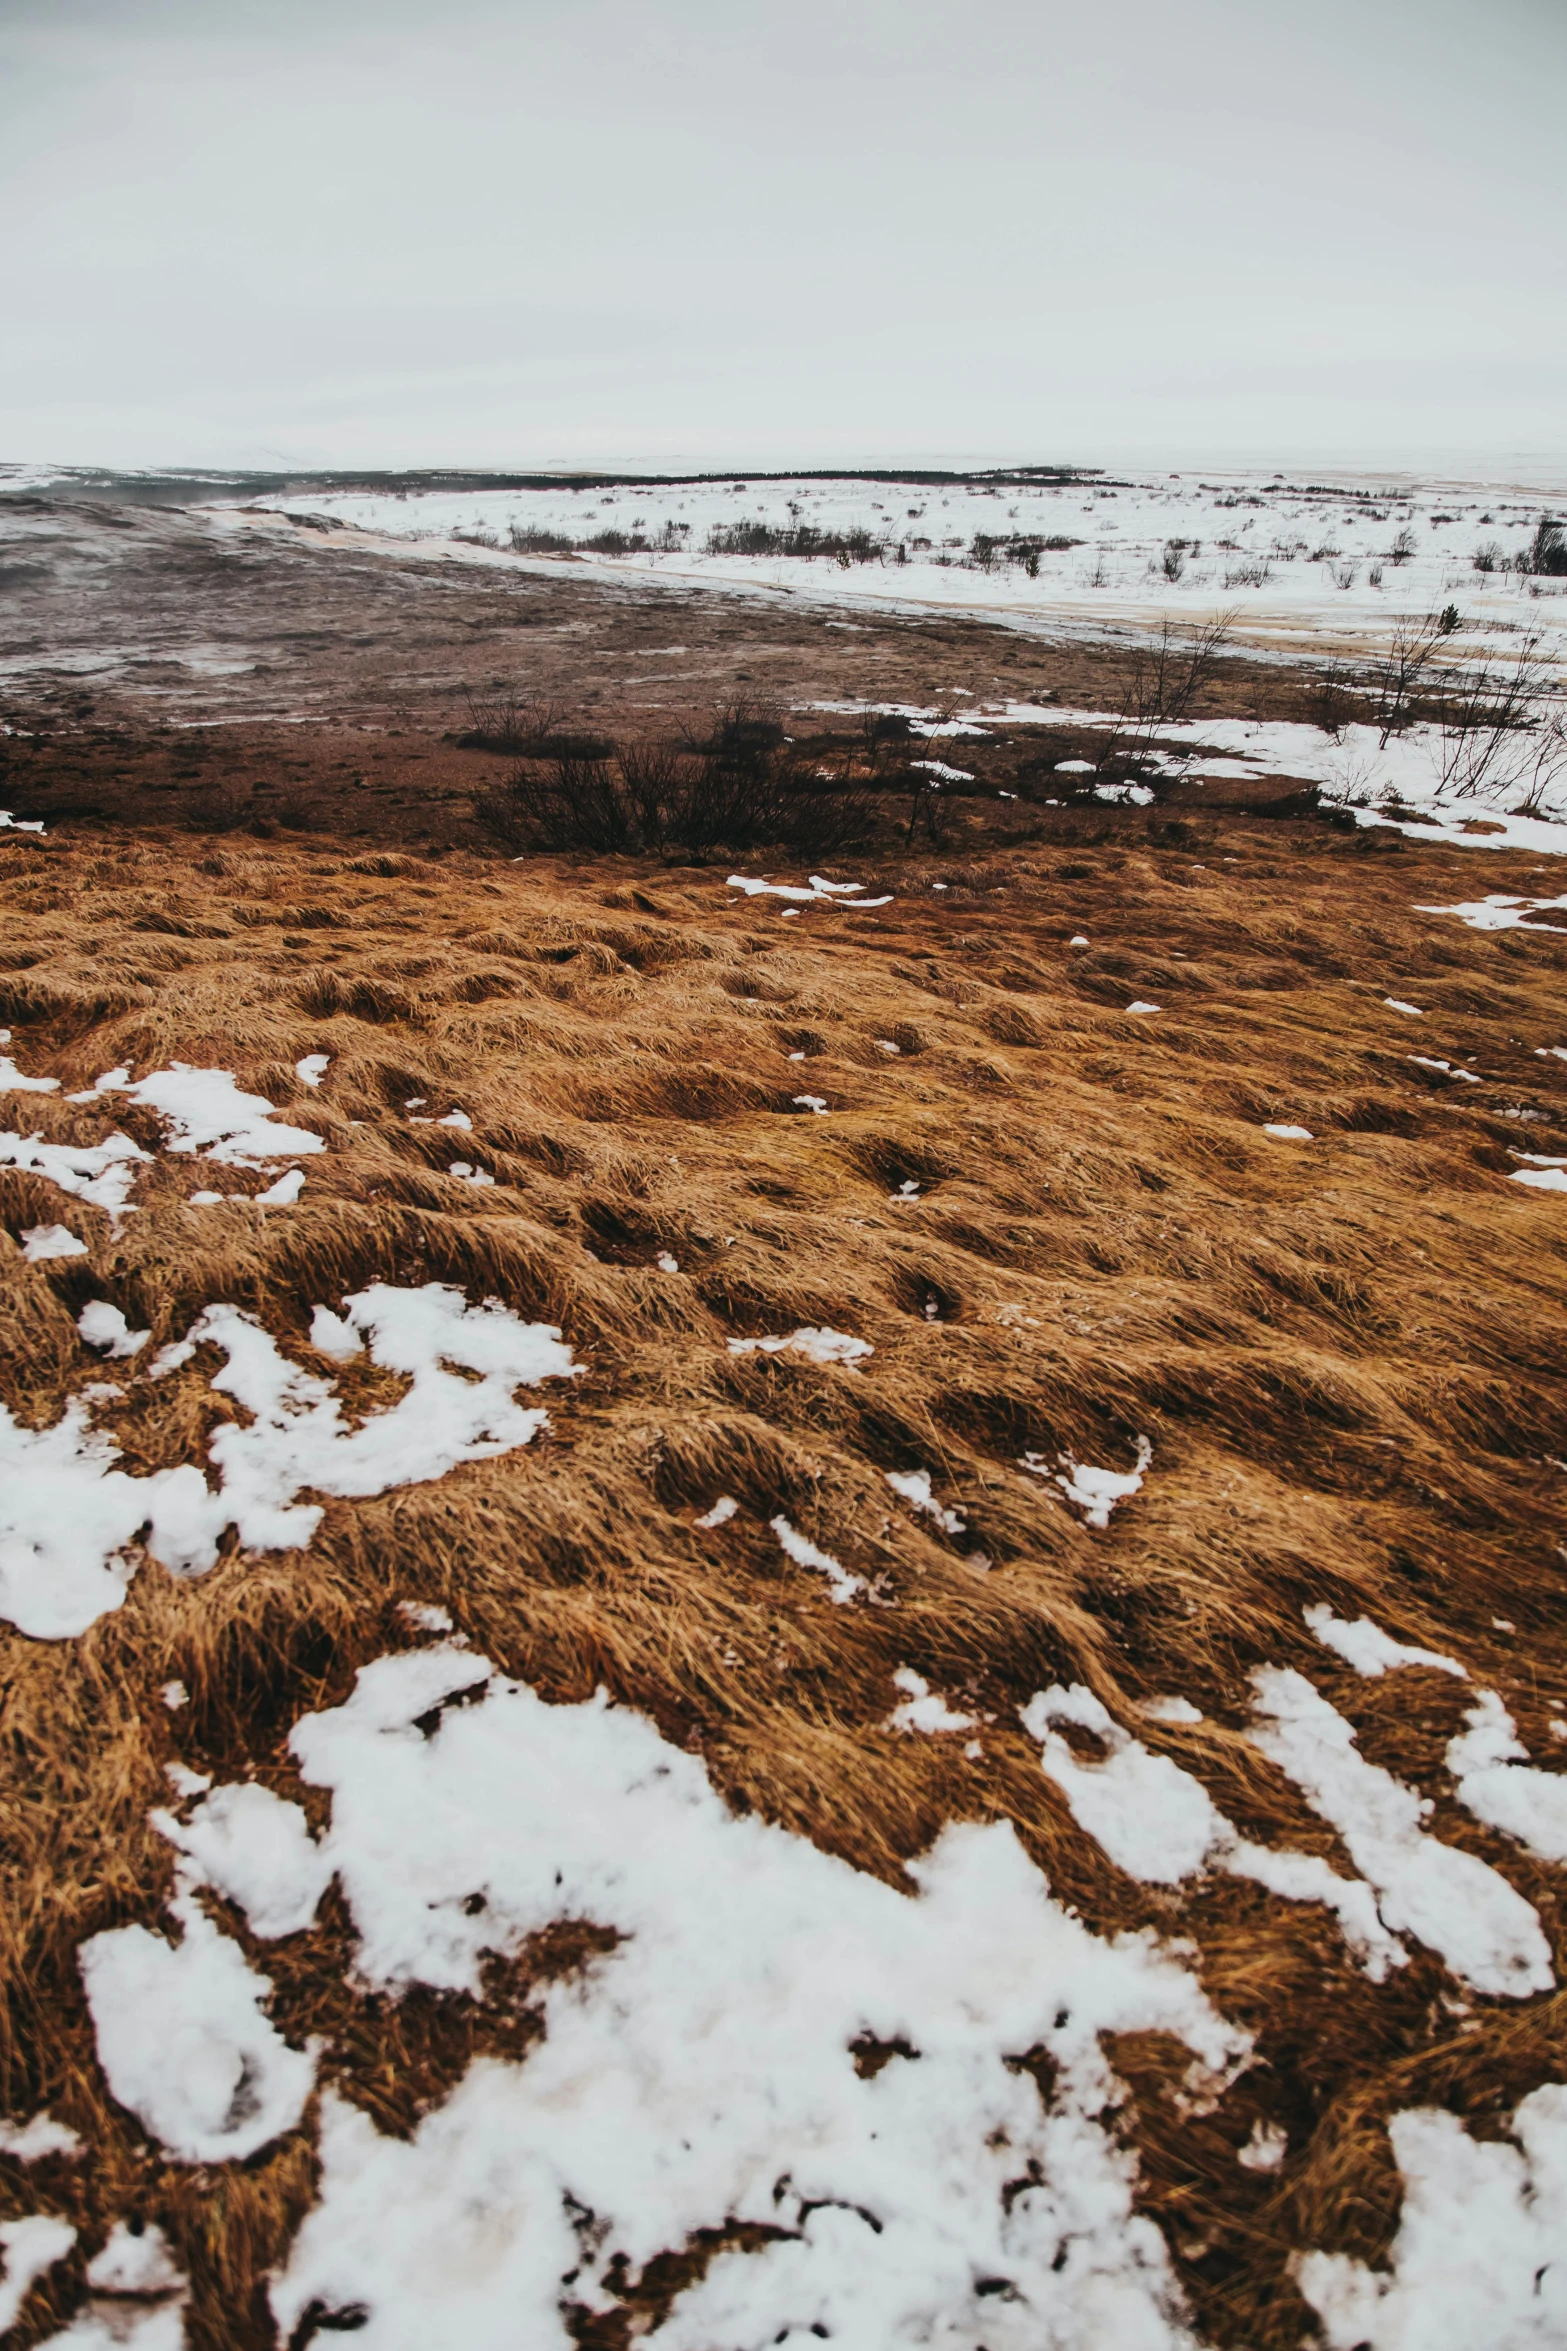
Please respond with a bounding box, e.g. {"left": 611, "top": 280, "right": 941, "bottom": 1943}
{"left": 250, "top": 466, "right": 1567, "bottom": 672}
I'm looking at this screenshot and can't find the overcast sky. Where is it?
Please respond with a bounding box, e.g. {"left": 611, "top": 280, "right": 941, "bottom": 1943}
{"left": 2, "top": 0, "right": 1564, "bottom": 476}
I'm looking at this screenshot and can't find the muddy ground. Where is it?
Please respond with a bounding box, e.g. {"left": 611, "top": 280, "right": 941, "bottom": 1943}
{"left": 2, "top": 492, "right": 1339, "bottom": 851}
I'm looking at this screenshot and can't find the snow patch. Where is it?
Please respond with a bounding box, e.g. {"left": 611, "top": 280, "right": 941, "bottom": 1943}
{"left": 152, "top": 1783, "right": 332, "bottom": 1939}
{"left": 0, "top": 2111, "right": 80, "bottom": 2162}
{"left": 1418, "top": 892, "right": 1567, "bottom": 934}
{"left": 0, "top": 1057, "right": 60, "bottom": 1095}
{"left": 0, "top": 2216, "right": 76, "bottom": 2333}
{"left": 1297, "top": 2085, "right": 1567, "bottom": 2351}
{"left": 1447, "top": 1693, "right": 1567, "bottom": 1865}
{"left": 1022, "top": 1437, "right": 1152, "bottom": 1529}
{"left": 771, "top": 1514, "right": 866, "bottom": 1604}
{"left": 266, "top": 1646, "right": 1248, "bottom": 2349}
{"left": 100, "top": 1065, "right": 325, "bottom": 1166}
{"left": 79, "top": 1885, "right": 315, "bottom": 2162}
{"left": 21, "top": 1223, "right": 88, "bottom": 1260}
{"left": 1022, "top": 1686, "right": 1408, "bottom": 1980}
{"left": 728, "top": 1326, "right": 872, "bottom": 1366}
{"left": 1249, "top": 1668, "right": 1553, "bottom": 1997}
{"left": 1305, "top": 1604, "right": 1465, "bottom": 1680}
{"left": 0, "top": 1131, "right": 150, "bottom": 1218}
{"left": 0, "top": 1284, "right": 577, "bottom": 1640}
{"left": 885, "top": 1468, "right": 965, "bottom": 1534}
{"left": 887, "top": 1669, "right": 977, "bottom": 1735}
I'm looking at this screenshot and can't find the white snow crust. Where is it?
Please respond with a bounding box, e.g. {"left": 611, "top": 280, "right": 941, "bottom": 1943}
{"left": 79, "top": 1878, "right": 315, "bottom": 2162}
{"left": 99, "top": 1065, "right": 325, "bottom": 1166}
{"left": 0, "top": 2215, "right": 76, "bottom": 2331}
{"left": 770, "top": 1514, "right": 866, "bottom": 1605}
{"left": 152, "top": 1783, "right": 332, "bottom": 1938}
{"left": 263, "top": 1645, "right": 1249, "bottom": 2350}
{"left": 1418, "top": 892, "right": 1567, "bottom": 933}
{"left": 21, "top": 1223, "right": 88, "bottom": 1260}
{"left": 0, "top": 1130, "right": 149, "bottom": 1218}
{"left": 887, "top": 1668, "right": 977, "bottom": 1735}
{"left": 0, "top": 1057, "right": 60, "bottom": 1094}
{"left": 0, "top": 1283, "right": 576, "bottom": 1640}
{"left": 1447, "top": 1694, "right": 1567, "bottom": 1866}
{"left": 1297, "top": 2084, "right": 1567, "bottom": 2350}
{"left": 1022, "top": 1437, "right": 1152, "bottom": 1528}
{"left": 885, "top": 1467, "right": 965, "bottom": 1533}
{"left": 1305, "top": 1605, "right": 1465, "bottom": 1680}
{"left": 0, "top": 2110, "right": 80, "bottom": 2161}
{"left": 39, "top": 2218, "right": 190, "bottom": 2344}
{"left": 728, "top": 1326, "right": 872, "bottom": 1366}
{"left": 1249, "top": 1668, "right": 1553, "bottom": 1997}
{"left": 1022, "top": 1685, "right": 1404, "bottom": 1979}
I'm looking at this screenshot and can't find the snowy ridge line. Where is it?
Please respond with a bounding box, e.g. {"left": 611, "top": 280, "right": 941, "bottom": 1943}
{"left": 1306, "top": 1603, "right": 1567, "bottom": 1868}
{"left": 1023, "top": 1685, "right": 1407, "bottom": 1980}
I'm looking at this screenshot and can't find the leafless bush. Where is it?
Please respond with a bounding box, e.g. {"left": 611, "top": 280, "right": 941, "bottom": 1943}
{"left": 1312, "top": 660, "right": 1359, "bottom": 739}
{"left": 1161, "top": 542, "right": 1186, "bottom": 583}
{"left": 1527, "top": 516, "right": 1567, "bottom": 577}
{"left": 1370, "top": 614, "right": 1447, "bottom": 747}
{"left": 1472, "top": 541, "right": 1504, "bottom": 574}
{"left": 1389, "top": 527, "right": 1417, "bottom": 566}
{"left": 1222, "top": 560, "right": 1271, "bottom": 588}
{"left": 1327, "top": 560, "right": 1359, "bottom": 591}
{"left": 1431, "top": 630, "right": 1562, "bottom": 803}
{"left": 706, "top": 522, "right": 885, "bottom": 563}
{"left": 476, "top": 705, "right": 878, "bottom": 861}
{"left": 457, "top": 691, "right": 561, "bottom": 754}
{"left": 970, "top": 532, "right": 1082, "bottom": 576}
{"left": 1515, "top": 709, "right": 1567, "bottom": 815}
{"left": 507, "top": 523, "right": 576, "bottom": 555}
{"left": 1092, "top": 611, "right": 1237, "bottom": 785}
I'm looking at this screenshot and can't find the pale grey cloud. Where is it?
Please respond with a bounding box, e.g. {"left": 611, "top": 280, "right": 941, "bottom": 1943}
{"left": 1, "top": 0, "right": 1562, "bottom": 470}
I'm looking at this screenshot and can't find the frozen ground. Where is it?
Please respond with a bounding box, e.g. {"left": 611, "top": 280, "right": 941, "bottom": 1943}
{"left": 250, "top": 465, "right": 1567, "bottom": 671}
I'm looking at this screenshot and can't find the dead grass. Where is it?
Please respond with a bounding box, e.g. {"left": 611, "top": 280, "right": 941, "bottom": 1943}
{"left": 2, "top": 815, "right": 1566, "bottom": 2346}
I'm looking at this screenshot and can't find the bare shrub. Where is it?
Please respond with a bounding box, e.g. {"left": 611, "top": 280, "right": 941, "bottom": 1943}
{"left": 1527, "top": 516, "right": 1567, "bottom": 577}
{"left": 1161, "top": 542, "right": 1186, "bottom": 583}
{"left": 507, "top": 523, "right": 576, "bottom": 555}
{"left": 457, "top": 691, "right": 560, "bottom": 755}
{"left": 1092, "top": 612, "right": 1238, "bottom": 788}
{"left": 1222, "top": 560, "right": 1271, "bottom": 588}
{"left": 476, "top": 705, "right": 877, "bottom": 862}
{"left": 1431, "top": 630, "right": 1563, "bottom": 804}
{"left": 1311, "top": 661, "right": 1359, "bottom": 739}
{"left": 706, "top": 522, "right": 885, "bottom": 563}
{"left": 1369, "top": 614, "right": 1447, "bottom": 747}
{"left": 1472, "top": 541, "right": 1503, "bottom": 574}
{"left": 1388, "top": 527, "right": 1417, "bottom": 566}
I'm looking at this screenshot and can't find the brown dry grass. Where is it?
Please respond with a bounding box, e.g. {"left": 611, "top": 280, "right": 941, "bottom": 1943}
{"left": 2, "top": 812, "right": 1566, "bottom": 2347}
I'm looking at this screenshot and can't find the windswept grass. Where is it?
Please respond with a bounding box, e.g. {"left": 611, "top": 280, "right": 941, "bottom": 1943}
{"left": 1, "top": 818, "right": 1565, "bottom": 2346}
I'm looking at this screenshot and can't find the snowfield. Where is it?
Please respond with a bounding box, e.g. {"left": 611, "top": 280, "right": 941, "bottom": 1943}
{"left": 250, "top": 464, "right": 1567, "bottom": 671}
